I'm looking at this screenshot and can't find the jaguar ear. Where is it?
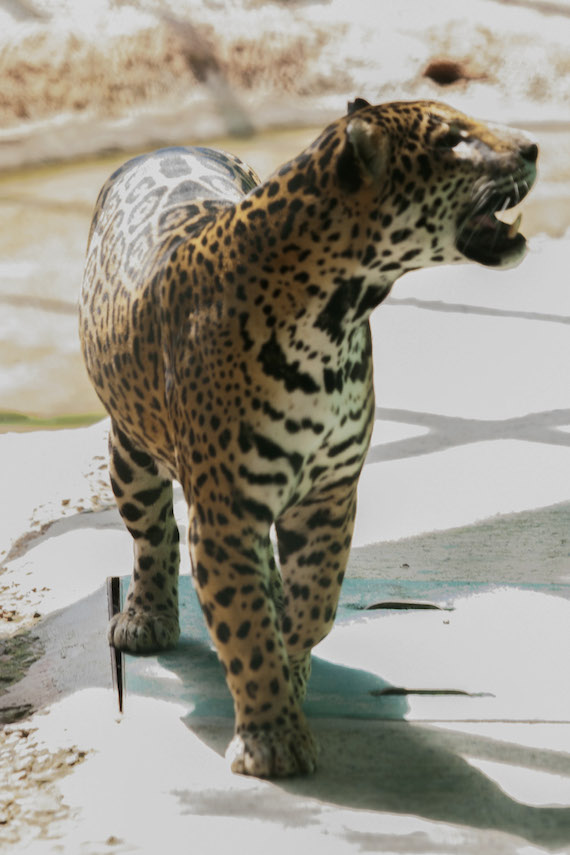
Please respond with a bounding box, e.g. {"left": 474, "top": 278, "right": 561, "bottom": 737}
{"left": 347, "top": 97, "right": 371, "bottom": 116}
{"left": 337, "top": 117, "right": 386, "bottom": 192}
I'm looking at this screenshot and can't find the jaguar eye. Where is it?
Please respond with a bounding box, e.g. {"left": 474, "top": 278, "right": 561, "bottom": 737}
{"left": 437, "top": 126, "right": 464, "bottom": 149}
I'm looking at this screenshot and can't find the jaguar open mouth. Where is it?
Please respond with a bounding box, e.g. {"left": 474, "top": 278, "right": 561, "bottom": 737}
{"left": 456, "top": 178, "right": 534, "bottom": 268}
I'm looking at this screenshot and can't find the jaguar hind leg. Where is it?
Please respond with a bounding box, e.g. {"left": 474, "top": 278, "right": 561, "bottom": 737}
{"left": 107, "top": 422, "right": 180, "bottom": 653}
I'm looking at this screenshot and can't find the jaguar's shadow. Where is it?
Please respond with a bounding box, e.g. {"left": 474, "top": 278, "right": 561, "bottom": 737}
{"left": 154, "top": 642, "right": 570, "bottom": 852}
{"left": 153, "top": 637, "right": 407, "bottom": 720}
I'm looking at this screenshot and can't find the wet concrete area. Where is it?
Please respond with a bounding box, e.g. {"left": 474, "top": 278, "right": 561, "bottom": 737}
{"left": 0, "top": 122, "right": 569, "bottom": 427}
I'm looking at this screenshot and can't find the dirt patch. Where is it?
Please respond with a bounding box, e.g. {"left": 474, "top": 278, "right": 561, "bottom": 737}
{"left": 0, "top": 4, "right": 340, "bottom": 131}
{"left": 0, "top": 0, "right": 569, "bottom": 169}
{"left": 0, "top": 632, "right": 43, "bottom": 709}
{"left": 0, "top": 21, "right": 191, "bottom": 127}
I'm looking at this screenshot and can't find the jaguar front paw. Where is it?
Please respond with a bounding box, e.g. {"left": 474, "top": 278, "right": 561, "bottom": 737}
{"left": 226, "top": 714, "right": 318, "bottom": 778}
{"left": 108, "top": 610, "right": 180, "bottom": 654}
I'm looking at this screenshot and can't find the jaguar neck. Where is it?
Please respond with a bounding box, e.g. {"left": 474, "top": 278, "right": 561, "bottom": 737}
{"left": 216, "top": 154, "right": 399, "bottom": 332}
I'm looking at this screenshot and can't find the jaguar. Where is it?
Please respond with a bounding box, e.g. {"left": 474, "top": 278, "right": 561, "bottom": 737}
{"left": 80, "top": 97, "right": 537, "bottom": 777}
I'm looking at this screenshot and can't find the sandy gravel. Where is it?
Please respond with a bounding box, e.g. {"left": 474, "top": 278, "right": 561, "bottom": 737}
{"left": 0, "top": 725, "right": 87, "bottom": 849}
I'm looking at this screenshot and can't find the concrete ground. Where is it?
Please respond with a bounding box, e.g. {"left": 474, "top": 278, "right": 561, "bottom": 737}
{"left": 1, "top": 118, "right": 570, "bottom": 853}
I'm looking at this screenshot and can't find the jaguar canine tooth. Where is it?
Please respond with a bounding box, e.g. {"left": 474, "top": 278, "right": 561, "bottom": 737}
{"left": 507, "top": 212, "right": 522, "bottom": 239}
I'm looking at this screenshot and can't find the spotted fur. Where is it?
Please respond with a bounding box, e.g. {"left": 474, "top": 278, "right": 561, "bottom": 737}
{"left": 80, "top": 99, "right": 537, "bottom": 777}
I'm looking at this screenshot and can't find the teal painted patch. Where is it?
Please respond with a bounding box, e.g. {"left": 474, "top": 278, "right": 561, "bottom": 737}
{"left": 119, "top": 577, "right": 570, "bottom": 721}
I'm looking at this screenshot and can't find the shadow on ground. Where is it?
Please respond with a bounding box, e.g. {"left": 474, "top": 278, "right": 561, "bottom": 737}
{"left": 3, "top": 583, "right": 570, "bottom": 851}
{"left": 187, "top": 711, "right": 570, "bottom": 852}
{"left": 154, "top": 638, "right": 570, "bottom": 851}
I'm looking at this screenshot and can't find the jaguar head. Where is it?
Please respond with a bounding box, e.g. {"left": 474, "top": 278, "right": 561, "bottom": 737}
{"left": 341, "top": 99, "right": 538, "bottom": 272}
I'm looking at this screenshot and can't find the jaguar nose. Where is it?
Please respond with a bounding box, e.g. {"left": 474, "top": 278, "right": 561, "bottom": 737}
{"left": 520, "top": 141, "right": 538, "bottom": 163}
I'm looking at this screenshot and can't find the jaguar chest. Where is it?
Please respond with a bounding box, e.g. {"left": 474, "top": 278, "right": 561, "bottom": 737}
{"left": 211, "top": 318, "right": 376, "bottom": 518}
